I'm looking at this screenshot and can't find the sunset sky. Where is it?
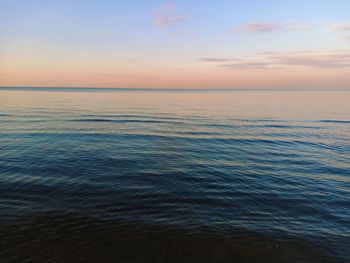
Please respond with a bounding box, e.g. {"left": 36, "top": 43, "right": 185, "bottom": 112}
{"left": 1, "top": 0, "right": 350, "bottom": 89}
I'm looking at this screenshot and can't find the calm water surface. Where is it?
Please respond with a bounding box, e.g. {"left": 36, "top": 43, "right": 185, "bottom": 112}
{"left": 0, "top": 89, "right": 349, "bottom": 262}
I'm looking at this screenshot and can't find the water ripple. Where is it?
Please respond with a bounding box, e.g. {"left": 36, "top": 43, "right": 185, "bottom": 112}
{"left": 0, "top": 90, "right": 349, "bottom": 262}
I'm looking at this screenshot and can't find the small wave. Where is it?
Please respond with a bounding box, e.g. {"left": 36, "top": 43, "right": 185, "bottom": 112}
{"left": 246, "top": 124, "right": 321, "bottom": 129}
{"left": 230, "top": 118, "right": 283, "bottom": 123}
{"left": 317, "top": 120, "right": 350, "bottom": 124}
{"left": 173, "top": 131, "right": 222, "bottom": 136}
{"left": 70, "top": 118, "right": 184, "bottom": 124}
{"left": 0, "top": 119, "right": 49, "bottom": 123}
{"left": 79, "top": 114, "right": 188, "bottom": 120}
{"left": 198, "top": 123, "right": 320, "bottom": 130}
{"left": 1, "top": 132, "right": 336, "bottom": 151}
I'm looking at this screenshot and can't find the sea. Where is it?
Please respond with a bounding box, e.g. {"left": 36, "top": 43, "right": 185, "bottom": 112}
{"left": 0, "top": 88, "right": 349, "bottom": 262}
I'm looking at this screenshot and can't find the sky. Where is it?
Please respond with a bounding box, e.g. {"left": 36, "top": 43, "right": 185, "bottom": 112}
{"left": 0, "top": 0, "right": 350, "bottom": 89}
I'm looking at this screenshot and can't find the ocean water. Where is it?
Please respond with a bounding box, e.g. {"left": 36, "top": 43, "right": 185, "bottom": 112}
{"left": 0, "top": 88, "right": 349, "bottom": 262}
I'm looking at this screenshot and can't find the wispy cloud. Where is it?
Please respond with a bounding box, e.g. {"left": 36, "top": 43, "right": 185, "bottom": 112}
{"left": 264, "top": 51, "right": 350, "bottom": 68}
{"left": 154, "top": 16, "right": 188, "bottom": 29}
{"left": 92, "top": 73, "right": 160, "bottom": 80}
{"left": 322, "top": 22, "right": 350, "bottom": 41}
{"left": 153, "top": 3, "right": 189, "bottom": 30}
{"left": 287, "top": 24, "right": 315, "bottom": 32}
{"left": 199, "top": 50, "right": 350, "bottom": 70}
{"left": 221, "top": 62, "right": 272, "bottom": 70}
{"left": 199, "top": 58, "right": 239, "bottom": 63}
{"left": 199, "top": 58, "right": 277, "bottom": 70}
{"left": 239, "top": 22, "right": 282, "bottom": 33}
{"left": 325, "top": 23, "right": 350, "bottom": 32}
{"left": 238, "top": 22, "right": 315, "bottom": 33}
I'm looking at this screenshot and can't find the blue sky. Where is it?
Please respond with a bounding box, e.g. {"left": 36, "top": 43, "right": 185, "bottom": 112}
{"left": 1, "top": 0, "right": 350, "bottom": 88}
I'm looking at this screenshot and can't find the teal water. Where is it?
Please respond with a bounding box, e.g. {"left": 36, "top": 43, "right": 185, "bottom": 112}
{"left": 0, "top": 88, "right": 349, "bottom": 262}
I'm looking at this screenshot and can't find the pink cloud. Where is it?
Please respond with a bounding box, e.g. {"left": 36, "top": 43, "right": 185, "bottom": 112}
{"left": 221, "top": 62, "right": 271, "bottom": 70}
{"left": 154, "top": 15, "right": 188, "bottom": 29}
{"left": 326, "top": 23, "right": 350, "bottom": 32}
{"left": 341, "top": 35, "right": 350, "bottom": 41}
{"left": 239, "top": 22, "right": 282, "bottom": 33}
{"left": 265, "top": 52, "right": 350, "bottom": 68}
{"left": 199, "top": 58, "right": 239, "bottom": 62}
{"left": 153, "top": 3, "right": 189, "bottom": 30}
{"left": 200, "top": 50, "right": 350, "bottom": 70}
{"left": 238, "top": 22, "right": 316, "bottom": 33}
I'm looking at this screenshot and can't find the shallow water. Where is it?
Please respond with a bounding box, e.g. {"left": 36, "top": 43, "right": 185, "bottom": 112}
{"left": 0, "top": 89, "right": 349, "bottom": 262}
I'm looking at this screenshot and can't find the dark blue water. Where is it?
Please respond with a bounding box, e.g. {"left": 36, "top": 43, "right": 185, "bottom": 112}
{"left": 0, "top": 89, "right": 349, "bottom": 262}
